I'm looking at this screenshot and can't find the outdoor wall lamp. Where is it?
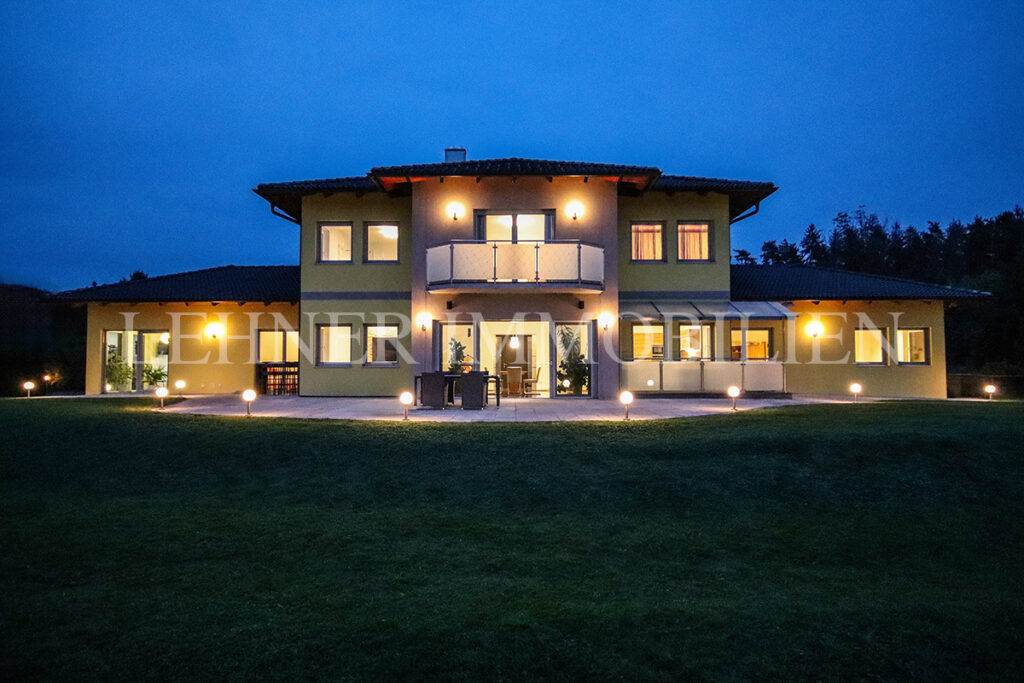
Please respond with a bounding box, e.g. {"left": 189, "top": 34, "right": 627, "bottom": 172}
{"left": 446, "top": 201, "right": 466, "bottom": 221}
{"left": 205, "top": 321, "right": 226, "bottom": 339}
{"left": 399, "top": 391, "right": 414, "bottom": 420}
{"left": 727, "top": 385, "right": 741, "bottom": 411}
{"left": 416, "top": 312, "right": 432, "bottom": 331}
{"left": 242, "top": 389, "right": 257, "bottom": 416}
{"left": 566, "top": 200, "right": 585, "bottom": 221}
{"left": 849, "top": 382, "right": 863, "bottom": 402}
{"left": 984, "top": 383, "right": 997, "bottom": 400}
{"left": 805, "top": 320, "right": 824, "bottom": 338}
{"left": 598, "top": 312, "right": 615, "bottom": 330}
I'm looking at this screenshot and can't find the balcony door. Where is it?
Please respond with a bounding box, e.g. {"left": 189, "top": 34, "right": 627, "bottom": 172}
{"left": 477, "top": 211, "right": 553, "bottom": 243}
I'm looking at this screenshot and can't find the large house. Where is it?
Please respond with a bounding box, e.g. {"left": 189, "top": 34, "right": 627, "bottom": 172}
{"left": 52, "top": 151, "right": 986, "bottom": 399}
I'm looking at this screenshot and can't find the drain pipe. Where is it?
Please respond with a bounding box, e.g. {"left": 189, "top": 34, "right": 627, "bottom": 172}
{"left": 729, "top": 202, "right": 761, "bottom": 225}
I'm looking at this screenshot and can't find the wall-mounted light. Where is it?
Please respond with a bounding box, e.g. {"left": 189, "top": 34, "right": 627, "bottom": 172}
{"left": 415, "top": 312, "right": 432, "bottom": 331}
{"left": 446, "top": 201, "right": 466, "bottom": 221}
{"left": 205, "top": 321, "right": 226, "bottom": 340}
{"left": 566, "top": 200, "right": 585, "bottom": 221}
{"left": 805, "top": 320, "right": 824, "bottom": 338}
{"left": 598, "top": 312, "right": 615, "bottom": 330}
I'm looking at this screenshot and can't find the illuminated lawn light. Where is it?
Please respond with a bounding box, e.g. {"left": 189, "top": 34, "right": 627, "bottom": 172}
{"left": 174, "top": 379, "right": 186, "bottom": 396}
{"left": 23, "top": 381, "right": 35, "bottom": 398}
{"left": 399, "top": 391, "right": 414, "bottom": 420}
{"left": 727, "top": 385, "right": 740, "bottom": 411}
{"left": 242, "top": 389, "right": 257, "bottom": 416}
{"left": 984, "top": 384, "right": 997, "bottom": 400}
{"left": 155, "top": 386, "right": 169, "bottom": 408}
{"left": 619, "top": 390, "right": 634, "bottom": 420}
{"left": 849, "top": 382, "right": 863, "bottom": 402}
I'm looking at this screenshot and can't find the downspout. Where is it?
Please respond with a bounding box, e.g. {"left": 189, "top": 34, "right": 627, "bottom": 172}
{"left": 729, "top": 201, "right": 761, "bottom": 225}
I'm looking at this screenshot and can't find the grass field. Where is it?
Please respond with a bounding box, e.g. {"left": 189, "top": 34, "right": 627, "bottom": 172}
{"left": 1, "top": 398, "right": 1022, "bottom": 680}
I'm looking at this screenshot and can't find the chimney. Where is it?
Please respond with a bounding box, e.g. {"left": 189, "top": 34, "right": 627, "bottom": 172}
{"left": 444, "top": 147, "right": 466, "bottom": 163}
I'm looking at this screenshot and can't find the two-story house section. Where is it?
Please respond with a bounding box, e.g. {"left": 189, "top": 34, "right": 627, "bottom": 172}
{"left": 53, "top": 151, "right": 987, "bottom": 399}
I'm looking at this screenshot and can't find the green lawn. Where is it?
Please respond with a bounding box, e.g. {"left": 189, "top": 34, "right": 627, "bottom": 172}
{"left": 1, "top": 398, "right": 1022, "bottom": 680}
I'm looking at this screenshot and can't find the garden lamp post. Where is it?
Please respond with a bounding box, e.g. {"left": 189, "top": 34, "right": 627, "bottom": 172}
{"left": 155, "top": 387, "right": 169, "bottom": 408}
{"left": 399, "top": 391, "right": 414, "bottom": 420}
{"left": 23, "top": 381, "right": 35, "bottom": 398}
{"left": 242, "top": 389, "right": 256, "bottom": 416}
{"left": 984, "top": 384, "right": 997, "bottom": 401}
{"left": 727, "top": 385, "right": 740, "bottom": 411}
{"left": 619, "top": 391, "right": 634, "bottom": 420}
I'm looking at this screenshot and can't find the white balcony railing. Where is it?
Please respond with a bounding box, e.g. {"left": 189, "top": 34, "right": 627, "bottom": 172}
{"left": 427, "top": 240, "right": 604, "bottom": 289}
{"left": 621, "top": 361, "right": 786, "bottom": 393}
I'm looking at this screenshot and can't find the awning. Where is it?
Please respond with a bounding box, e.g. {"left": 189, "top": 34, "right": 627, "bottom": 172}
{"left": 620, "top": 300, "right": 795, "bottom": 321}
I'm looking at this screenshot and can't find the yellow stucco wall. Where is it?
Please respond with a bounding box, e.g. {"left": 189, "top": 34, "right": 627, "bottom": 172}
{"left": 85, "top": 302, "right": 299, "bottom": 395}
{"left": 783, "top": 300, "right": 947, "bottom": 398}
{"left": 617, "top": 192, "right": 732, "bottom": 296}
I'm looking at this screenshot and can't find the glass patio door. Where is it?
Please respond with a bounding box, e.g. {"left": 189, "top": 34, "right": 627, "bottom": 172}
{"left": 103, "top": 330, "right": 169, "bottom": 392}
{"left": 554, "top": 323, "right": 593, "bottom": 396}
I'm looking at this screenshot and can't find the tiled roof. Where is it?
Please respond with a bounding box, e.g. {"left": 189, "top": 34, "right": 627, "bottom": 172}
{"left": 730, "top": 265, "right": 990, "bottom": 301}
{"left": 370, "top": 157, "right": 661, "bottom": 178}
{"left": 48, "top": 265, "right": 300, "bottom": 303}
{"left": 651, "top": 174, "right": 776, "bottom": 193}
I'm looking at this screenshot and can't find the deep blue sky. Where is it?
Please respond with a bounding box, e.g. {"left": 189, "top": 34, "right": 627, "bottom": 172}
{"left": 2, "top": 1, "right": 1021, "bottom": 291}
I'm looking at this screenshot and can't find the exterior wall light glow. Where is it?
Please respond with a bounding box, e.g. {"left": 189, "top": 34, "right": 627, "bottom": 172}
{"left": 566, "top": 200, "right": 585, "bottom": 221}
{"left": 805, "top": 320, "right": 824, "bottom": 338}
{"left": 416, "top": 312, "right": 432, "bottom": 331}
{"left": 399, "top": 390, "right": 414, "bottom": 420}
{"left": 727, "top": 385, "right": 741, "bottom": 411}
{"left": 849, "top": 382, "right": 863, "bottom": 402}
{"left": 155, "top": 386, "right": 169, "bottom": 408}
{"left": 445, "top": 201, "right": 466, "bottom": 221}
{"left": 23, "top": 381, "right": 35, "bottom": 397}
{"left": 508, "top": 336, "right": 520, "bottom": 350}
{"left": 619, "top": 390, "right": 634, "bottom": 420}
{"left": 984, "top": 383, "right": 997, "bottom": 400}
{"left": 598, "top": 312, "right": 615, "bottom": 330}
{"left": 242, "top": 389, "right": 257, "bottom": 415}
{"left": 205, "top": 321, "right": 226, "bottom": 339}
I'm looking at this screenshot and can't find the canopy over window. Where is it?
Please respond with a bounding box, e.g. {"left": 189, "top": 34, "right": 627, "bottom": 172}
{"left": 619, "top": 300, "right": 795, "bottom": 321}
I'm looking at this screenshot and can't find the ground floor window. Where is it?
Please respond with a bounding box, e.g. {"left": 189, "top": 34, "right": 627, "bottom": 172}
{"left": 730, "top": 329, "right": 772, "bottom": 361}
{"left": 679, "top": 323, "right": 714, "bottom": 360}
{"left": 103, "top": 330, "right": 169, "bottom": 392}
{"left": 258, "top": 330, "right": 299, "bottom": 363}
{"left": 366, "top": 325, "right": 399, "bottom": 364}
{"left": 897, "top": 328, "right": 929, "bottom": 364}
{"left": 440, "top": 323, "right": 474, "bottom": 373}
{"left": 632, "top": 323, "right": 664, "bottom": 360}
{"left": 854, "top": 328, "right": 887, "bottom": 364}
{"left": 317, "top": 325, "right": 352, "bottom": 365}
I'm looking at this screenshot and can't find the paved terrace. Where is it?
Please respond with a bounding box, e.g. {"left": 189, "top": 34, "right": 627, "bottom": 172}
{"left": 160, "top": 394, "right": 866, "bottom": 422}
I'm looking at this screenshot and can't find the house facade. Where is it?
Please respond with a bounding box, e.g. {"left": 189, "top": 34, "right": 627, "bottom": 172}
{"left": 54, "top": 152, "right": 985, "bottom": 399}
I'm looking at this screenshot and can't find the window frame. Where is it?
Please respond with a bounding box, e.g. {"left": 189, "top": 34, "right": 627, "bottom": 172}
{"left": 678, "top": 322, "right": 715, "bottom": 361}
{"left": 629, "top": 221, "right": 667, "bottom": 263}
{"left": 730, "top": 327, "right": 774, "bottom": 362}
{"left": 896, "top": 327, "right": 931, "bottom": 366}
{"left": 364, "top": 323, "right": 401, "bottom": 366}
{"left": 316, "top": 221, "right": 354, "bottom": 264}
{"left": 315, "top": 324, "right": 353, "bottom": 367}
{"left": 362, "top": 221, "right": 401, "bottom": 264}
{"left": 853, "top": 327, "right": 889, "bottom": 366}
{"left": 676, "top": 221, "right": 714, "bottom": 262}
{"left": 257, "top": 329, "right": 299, "bottom": 363}
{"left": 473, "top": 210, "right": 555, "bottom": 243}
{"left": 631, "top": 322, "right": 666, "bottom": 361}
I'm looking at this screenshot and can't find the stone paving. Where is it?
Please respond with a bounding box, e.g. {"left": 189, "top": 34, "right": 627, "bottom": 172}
{"left": 159, "top": 393, "right": 864, "bottom": 422}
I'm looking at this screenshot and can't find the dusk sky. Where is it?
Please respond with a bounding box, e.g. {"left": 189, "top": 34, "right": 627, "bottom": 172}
{"left": 2, "top": 0, "right": 1021, "bottom": 291}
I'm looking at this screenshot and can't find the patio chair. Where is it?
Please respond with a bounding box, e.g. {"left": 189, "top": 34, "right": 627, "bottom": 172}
{"left": 420, "top": 371, "right": 447, "bottom": 409}
{"left": 460, "top": 371, "right": 487, "bottom": 410}
{"left": 505, "top": 366, "right": 523, "bottom": 397}
{"left": 522, "top": 366, "right": 542, "bottom": 397}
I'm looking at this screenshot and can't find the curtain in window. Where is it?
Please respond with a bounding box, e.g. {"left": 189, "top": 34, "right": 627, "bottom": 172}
{"left": 632, "top": 224, "right": 662, "bottom": 260}
{"left": 678, "top": 223, "right": 709, "bottom": 260}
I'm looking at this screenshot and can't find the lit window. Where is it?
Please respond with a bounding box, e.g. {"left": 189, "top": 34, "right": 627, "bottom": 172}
{"left": 631, "top": 223, "right": 663, "bottom": 261}
{"left": 319, "top": 223, "right": 352, "bottom": 262}
{"left": 854, "top": 328, "right": 886, "bottom": 364}
{"left": 318, "top": 325, "right": 352, "bottom": 364}
{"left": 365, "top": 223, "right": 399, "bottom": 262}
{"left": 678, "top": 222, "right": 711, "bottom": 261}
{"left": 632, "top": 324, "right": 664, "bottom": 360}
{"left": 480, "top": 213, "right": 551, "bottom": 242}
{"left": 367, "top": 325, "right": 400, "bottom": 364}
{"left": 730, "top": 329, "right": 772, "bottom": 361}
{"left": 897, "top": 329, "right": 929, "bottom": 364}
{"left": 259, "top": 330, "right": 299, "bottom": 363}
{"left": 680, "top": 324, "right": 713, "bottom": 360}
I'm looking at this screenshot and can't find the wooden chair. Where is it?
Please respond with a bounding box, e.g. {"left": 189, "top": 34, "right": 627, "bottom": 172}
{"left": 505, "top": 366, "right": 523, "bottom": 397}
{"left": 522, "top": 366, "right": 542, "bottom": 396}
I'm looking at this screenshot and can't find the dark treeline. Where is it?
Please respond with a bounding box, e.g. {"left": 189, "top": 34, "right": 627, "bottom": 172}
{"left": 735, "top": 207, "right": 1024, "bottom": 374}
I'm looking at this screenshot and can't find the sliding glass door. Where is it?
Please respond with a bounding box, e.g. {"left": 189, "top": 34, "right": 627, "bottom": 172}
{"left": 103, "top": 330, "right": 169, "bottom": 392}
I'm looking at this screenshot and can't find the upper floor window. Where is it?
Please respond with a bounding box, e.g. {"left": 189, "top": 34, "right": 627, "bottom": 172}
{"left": 678, "top": 222, "right": 711, "bottom": 261}
{"left": 319, "top": 223, "right": 352, "bottom": 262}
{"left": 632, "top": 323, "right": 664, "bottom": 360}
{"left": 365, "top": 223, "right": 400, "bottom": 263}
{"left": 896, "top": 328, "right": 929, "bottom": 364}
{"left": 477, "top": 212, "right": 552, "bottom": 242}
{"left": 854, "top": 328, "right": 887, "bottom": 364}
{"left": 631, "top": 222, "right": 664, "bottom": 261}
{"left": 258, "top": 330, "right": 299, "bottom": 363}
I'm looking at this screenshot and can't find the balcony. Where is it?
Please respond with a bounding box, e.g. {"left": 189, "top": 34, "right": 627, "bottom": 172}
{"left": 426, "top": 240, "right": 604, "bottom": 292}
